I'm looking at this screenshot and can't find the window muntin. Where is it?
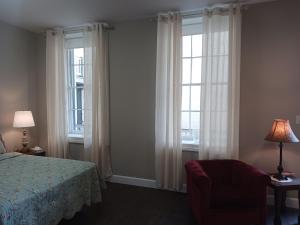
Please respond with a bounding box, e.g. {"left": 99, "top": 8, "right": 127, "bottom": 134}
{"left": 67, "top": 47, "right": 85, "bottom": 136}
{"left": 181, "top": 32, "right": 203, "bottom": 146}
{"left": 181, "top": 18, "right": 230, "bottom": 148}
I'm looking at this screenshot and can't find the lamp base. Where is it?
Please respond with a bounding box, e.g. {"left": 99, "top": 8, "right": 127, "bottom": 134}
{"left": 273, "top": 173, "right": 288, "bottom": 181}
{"left": 19, "top": 147, "right": 30, "bottom": 153}
{"left": 271, "top": 174, "right": 293, "bottom": 183}
{"left": 20, "top": 128, "right": 30, "bottom": 153}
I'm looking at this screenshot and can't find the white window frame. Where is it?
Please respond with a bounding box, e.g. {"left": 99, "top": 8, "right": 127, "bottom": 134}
{"left": 65, "top": 32, "right": 85, "bottom": 142}
{"left": 182, "top": 17, "right": 203, "bottom": 152}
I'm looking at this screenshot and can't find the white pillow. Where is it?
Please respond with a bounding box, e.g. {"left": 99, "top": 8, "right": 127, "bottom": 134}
{"left": 0, "top": 136, "right": 6, "bottom": 154}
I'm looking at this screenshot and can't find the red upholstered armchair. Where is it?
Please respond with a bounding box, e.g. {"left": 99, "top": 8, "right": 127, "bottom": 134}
{"left": 185, "top": 160, "right": 270, "bottom": 225}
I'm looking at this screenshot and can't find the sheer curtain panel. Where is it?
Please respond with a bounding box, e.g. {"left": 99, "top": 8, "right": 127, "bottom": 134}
{"left": 83, "top": 24, "right": 112, "bottom": 179}
{"left": 46, "top": 29, "right": 68, "bottom": 158}
{"left": 199, "top": 6, "right": 241, "bottom": 159}
{"left": 155, "top": 13, "right": 183, "bottom": 191}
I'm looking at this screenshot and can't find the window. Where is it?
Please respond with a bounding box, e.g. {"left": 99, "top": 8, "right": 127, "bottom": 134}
{"left": 66, "top": 42, "right": 85, "bottom": 137}
{"left": 181, "top": 17, "right": 203, "bottom": 147}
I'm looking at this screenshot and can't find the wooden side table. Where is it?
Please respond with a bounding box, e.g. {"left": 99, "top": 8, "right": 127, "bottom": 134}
{"left": 268, "top": 178, "right": 300, "bottom": 225}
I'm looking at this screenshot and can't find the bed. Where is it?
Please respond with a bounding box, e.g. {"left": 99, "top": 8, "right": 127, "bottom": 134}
{"left": 0, "top": 142, "right": 102, "bottom": 225}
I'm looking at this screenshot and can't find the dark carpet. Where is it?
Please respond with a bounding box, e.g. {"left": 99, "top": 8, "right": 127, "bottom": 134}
{"left": 59, "top": 182, "right": 299, "bottom": 225}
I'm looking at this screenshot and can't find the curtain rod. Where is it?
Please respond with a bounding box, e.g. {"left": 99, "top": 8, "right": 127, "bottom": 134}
{"left": 152, "top": 0, "right": 277, "bottom": 20}
{"left": 40, "top": 22, "right": 114, "bottom": 35}
{"left": 63, "top": 22, "right": 115, "bottom": 34}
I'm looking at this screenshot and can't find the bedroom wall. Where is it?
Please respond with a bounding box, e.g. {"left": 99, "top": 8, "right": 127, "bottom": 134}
{"left": 109, "top": 0, "right": 300, "bottom": 181}
{"left": 0, "top": 21, "right": 40, "bottom": 151}
{"left": 35, "top": 35, "right": 48, "bottom": 150}
{"left": 240, "top": 0, "right": 300, "bottom": 187}
{"left": 18, "top": 0, "right": 300, "bottom": 185}
{"left": 64, "top": 20, "right": 158, "bottom": 179}
{"left": 34, "top": 19, "right": 195, "bottom": 180}
{"left": 107, "top": 20, "right": 157, "bottom": 179}
{"left": 107, "top": 20, "right": 203, "bottom": 180}
{"left": 0, "top": 0, "right": 296, "bottom": 194}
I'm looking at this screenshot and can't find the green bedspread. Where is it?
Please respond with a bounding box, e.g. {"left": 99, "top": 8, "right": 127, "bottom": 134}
{"left": 0, "top": 152, "right": 102, "bottom": 225}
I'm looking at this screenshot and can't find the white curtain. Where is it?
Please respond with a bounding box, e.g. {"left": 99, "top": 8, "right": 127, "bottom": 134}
{"left": 46, "top": 29, "right": 68, "bottom": 158}
{"left": 155, "top": 13, "right": 183, "bottom": 191}
{"left": 199, "top": 6, "right": 241, "bottom": 159}
{"left": 83, "top": 24, "right": 112, "bottom": 179}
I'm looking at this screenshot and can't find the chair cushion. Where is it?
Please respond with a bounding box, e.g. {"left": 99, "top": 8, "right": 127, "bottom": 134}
{"left": 211, "top": 185, "right": 257, "bottom": 209}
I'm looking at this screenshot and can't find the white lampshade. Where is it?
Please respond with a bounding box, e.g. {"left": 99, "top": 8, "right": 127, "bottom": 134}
{"left": 13, "top": 111, "right": 35, "bottom": 128}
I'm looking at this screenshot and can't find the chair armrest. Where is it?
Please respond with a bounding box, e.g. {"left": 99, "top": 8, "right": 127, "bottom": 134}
{"left": 185, "top": 161, "right": 212, "bottom": 211}
{"left": 233, "top": 161, "right": 271, "bottom": 188}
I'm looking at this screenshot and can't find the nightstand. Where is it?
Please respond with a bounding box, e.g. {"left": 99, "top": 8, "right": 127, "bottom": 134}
{"left": 268, "top": 177, "right": 300, "bottom": 225}
{"left": 22, "top": 150, "right": 46, "bottom": 156}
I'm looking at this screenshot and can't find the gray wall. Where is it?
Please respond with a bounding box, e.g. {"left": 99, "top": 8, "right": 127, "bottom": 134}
{"left": 240, "top": 0, "right": 300, "bottom": 172}
{"left": 67, "top": 20, "right": 157, "bottom": 179}
{"left": 109, "top": 20, "right": 157, "bottom": 179}
{"left": 2, "top": 0, "right": 300, "bottom": 185}
{"left": 0, "top": 21, "right": 40, "bottom": 151}
{"left": 108, "top": 0, "right": 300, "bottom": 180}
{"left": 35, "top": 35, "right": 48, "bottom": 150}
{"left": 240, "top": 0, "right": 300, "bottom": 195}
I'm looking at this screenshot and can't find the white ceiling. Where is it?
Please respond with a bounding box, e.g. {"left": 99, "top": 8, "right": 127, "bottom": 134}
{"left": 0, "top": 0, "right": 274, "bottom": 32}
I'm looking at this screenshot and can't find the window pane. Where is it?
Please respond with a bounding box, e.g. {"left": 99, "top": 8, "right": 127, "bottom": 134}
{"left": 191, "top": 111, "right": 200, "bottom": 145}
{"left": 81, "top": 90, "right": 84, "bottom": 109}
{"left": 74, "top": 65, "right": 84, "bottom": 79}
{"left": 192, "top": 58, "right": 202, "bottom": 83}
{"left": 211, "top": 84, "right": 228, "bottom": 112}
{"left": 191, "top": 86, "right": 200, "bottom": 111}
{"left": 191, "top": 112, "right": 200, "bottom": 130}
{"left": 181, "top": 21, "right": 202, "bottom": 146}
{"left": 182, "top": 36, "right": 191, "bottom": 57}
{"left": 76, "top": 87, "right": 84, "bottom": 110}
{"left": 181, "top": 112, "right": 189, "bottom": 130}
{"left": 182, "top": 129, "right": 193, "bottom": 143}
{"left": 69, "top": 87, "right": 84, "bottom": 110}
{"left": 76, "top": 109, "right": 83, "bottom": 125}
{"left": 74, "top": 48, "right": 84, "bottom": 64}
{"left": 67, "top": 47, "right": 85, "bottom": 135}
{"left": 192, "top": 34, "right": 203, "bottom": 57}
{"left": 182, "top": 86, "right": 190, "bottom": 111}
{"left": 182, "top": 58, "right": 191, "bottom": 84}
{"left": 72, "top": 109, "right": 84, "bottom": 133}
{"left": 191, "top": 130, "right": 200, "bottom": 144}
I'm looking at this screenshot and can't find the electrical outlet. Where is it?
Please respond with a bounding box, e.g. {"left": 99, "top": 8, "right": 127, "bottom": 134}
{"left": 296, "top": 115, "right": 300, "bottom": 125}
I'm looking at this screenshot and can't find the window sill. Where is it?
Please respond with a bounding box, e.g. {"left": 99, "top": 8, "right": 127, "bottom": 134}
{"left": 68, "top": 134, "right": 84, "bottom": 144}
{"left": 182, "top": 144, "right": 199, "bottom": 152}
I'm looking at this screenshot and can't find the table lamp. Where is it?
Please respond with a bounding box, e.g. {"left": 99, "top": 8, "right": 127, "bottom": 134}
{"left": 265, "top": 119, "right": 299, "bottom": 181}
{"left": 13, "top": 111, "right": 35, "bottom": 152}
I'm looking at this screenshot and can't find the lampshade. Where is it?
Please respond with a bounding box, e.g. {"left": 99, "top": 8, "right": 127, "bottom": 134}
{"left": 265, "top": 119, "right": 299, "bottom": 143}
{"left": 13, "top": 111, "right": 35, "bottom": 128}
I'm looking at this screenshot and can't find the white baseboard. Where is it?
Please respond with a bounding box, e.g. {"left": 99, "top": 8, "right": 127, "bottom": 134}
{"left": 108, "top": 175, "right": 188, "bottom": 192}
{"left": 109, "top": 175, "right": 299, "bottom": 209}
{"left": 108, "top": 175, "right": 157, "bottom": 189}
{"left": 267, "top": 194, "right": 298, "bottom": 209}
